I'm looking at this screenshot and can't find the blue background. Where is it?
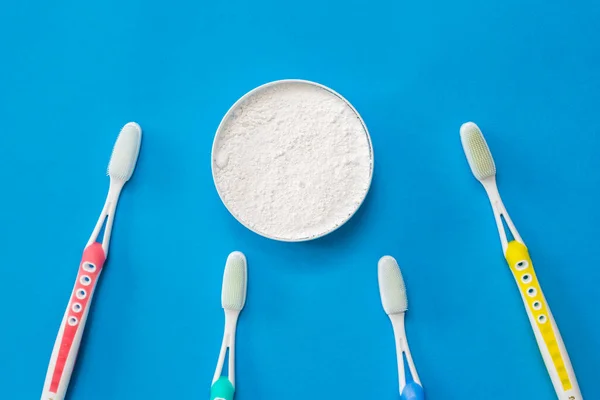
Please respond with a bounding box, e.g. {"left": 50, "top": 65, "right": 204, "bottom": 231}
{"left": 1, "top": 0, "right": 599, "bottom": 398}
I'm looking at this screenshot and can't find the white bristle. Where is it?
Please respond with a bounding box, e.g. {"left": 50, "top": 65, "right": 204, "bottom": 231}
{"left": 460, "top": 122, "right": 496, "bottom": 182}
{"left": 108, "top": 122, "right": 142, "bottom": 182}
{"left": 378, "top": 256, "right": 407, "bottom": 315}
{"left": 222, "top": 251, "right": 247, "bottom": 311}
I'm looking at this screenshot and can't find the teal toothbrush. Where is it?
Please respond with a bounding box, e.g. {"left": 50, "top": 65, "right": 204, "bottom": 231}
{"left": 210, "top": 251, "right": 248, "bottom": 400}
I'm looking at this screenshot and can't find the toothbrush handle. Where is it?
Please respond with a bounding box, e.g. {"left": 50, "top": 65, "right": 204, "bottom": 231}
{"left": 399, "top": 349, "right": 424, "bottom": 400}
{"left": 505, "top": 241, "right": 582, "bottom": 400}
{"left": 400, "top": 382, "right": 425, "bottom": 400}
{"left": 390, "top": 314, "right": 425, "bottom": 400}
{"left": 210, "top": 376, "right": 235, "bottom": 400}
{"left": 40, "top": 243, "right": 106, "bottom": 400}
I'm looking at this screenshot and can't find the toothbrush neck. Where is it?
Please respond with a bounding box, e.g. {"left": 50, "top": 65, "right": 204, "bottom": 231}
{"left": 107, "top": 179, "right": 125, "bottom": 204}
{"left": 481, "top": 176, "right": 501, "bottom": 204}
{"left": 98, "top": 179, "right": 125, "bottom": 255}
{"left": 224, "top": 309, "right": 240, "bottom": 336}
{"left": 390, "top": 312, "right": 407, "bottom": 347}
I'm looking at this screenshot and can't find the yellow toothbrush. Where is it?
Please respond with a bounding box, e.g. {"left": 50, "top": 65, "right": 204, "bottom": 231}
{"left": 460, "top": 122, "right": 582, "bottom": 400}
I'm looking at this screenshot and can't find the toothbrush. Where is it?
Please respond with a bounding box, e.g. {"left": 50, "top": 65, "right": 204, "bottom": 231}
{"left": 460, "top": 122, "right": 581, "bottom": 400}
{"left": 211, "top": 251, "right": 248, "bottom": 400}
{"left": 378, "top": 255, "right": 425, "bottom": 400}
{"left": 41, "top": 122, "right": 142, "bottom": 400}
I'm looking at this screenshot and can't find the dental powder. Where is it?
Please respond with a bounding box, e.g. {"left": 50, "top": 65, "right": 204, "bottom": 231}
{"left": 212, "top": 81, "right": 373, "bottom": 241}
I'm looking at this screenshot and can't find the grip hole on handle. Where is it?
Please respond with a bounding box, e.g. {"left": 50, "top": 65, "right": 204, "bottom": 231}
{"left": 82, "top": 262, "right": 96, "bottom": 273}
{"left": 538, "top": 314, "right": 547, "bottom": 323}
{"left": 72, "top": 303, "right": 82, "bottom": 312}
{"left": 521, "top": 274, "right": 532, "bottom": 283}
{"left": 80, "top": 275, "right": 92, "bottom": 286}
{"left": 76, "top": 289, "right": 87, "bottom": 299}
{"left": 68, "top": 316, "right": 78, "bottom": 326}
{"left": 527, "top": 287, "right": 537, "bottom": 297}
{"left": 533, "top": 301, "right": 542, "bottom": 310}
{"left": 516, "top": 260, "right": 529, "bottom": 270}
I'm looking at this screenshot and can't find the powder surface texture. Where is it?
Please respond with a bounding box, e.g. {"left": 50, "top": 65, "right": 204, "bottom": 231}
{"left": 212, "top": 81, "right": 373, "bottom": 241}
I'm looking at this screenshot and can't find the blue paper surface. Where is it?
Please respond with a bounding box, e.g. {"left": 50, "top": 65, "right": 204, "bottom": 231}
{"left": 1, "top": 0, "right": 599, "bottom": 398}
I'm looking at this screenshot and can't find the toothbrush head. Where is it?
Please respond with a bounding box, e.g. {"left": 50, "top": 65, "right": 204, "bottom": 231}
{"left": 108, "top": 122, "right": 142, "bottom": 182}
{"left": 378, "top": 256, "right": 407, "bottom": 315}
{"left": 460, "top": 122, "right": 496, "bottom": 182}
{"left": 222, "top": 251, "right": 248, "bottom": 312}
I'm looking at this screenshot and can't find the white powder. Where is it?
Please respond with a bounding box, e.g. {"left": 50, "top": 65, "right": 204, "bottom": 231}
{"left": 212, "top": 81, "right": 373, "bottom": 241}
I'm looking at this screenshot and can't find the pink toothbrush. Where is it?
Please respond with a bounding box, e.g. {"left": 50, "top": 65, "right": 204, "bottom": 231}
{"left": 41, "top": 122, "right": 142, "bottom": 400}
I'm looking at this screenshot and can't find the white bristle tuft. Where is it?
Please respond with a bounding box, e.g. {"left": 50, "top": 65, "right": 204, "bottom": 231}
{"left": 460, "top": 122, "right": 496, "bottom": 182}
{"left": 108, "top": 122, "right": 142, "bottom": 182}
{"left": 378, "top": 256, "right": 407, "bottom": 315}
{"left": 222, "top": 251, "right": 247, "bottom": 311}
